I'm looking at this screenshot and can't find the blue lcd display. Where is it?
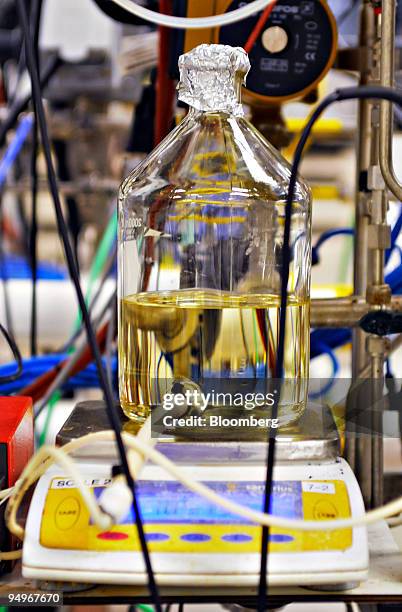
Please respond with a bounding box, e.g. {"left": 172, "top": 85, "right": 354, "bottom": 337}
{"left": 94, "top": 481, "right": 303, "bottom": 525}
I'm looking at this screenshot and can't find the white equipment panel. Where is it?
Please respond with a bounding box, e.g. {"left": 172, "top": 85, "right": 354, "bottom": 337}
{"left": 22, "top": 458, "right": 368, "bottom": 587}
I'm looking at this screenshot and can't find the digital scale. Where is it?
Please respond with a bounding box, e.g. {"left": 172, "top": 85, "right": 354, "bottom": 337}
{"left": 22, "top": 402, "right": 369, "bottom": 589}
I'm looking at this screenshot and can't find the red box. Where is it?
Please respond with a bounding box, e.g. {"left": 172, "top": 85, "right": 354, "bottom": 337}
{"left": 0, "top": 396, "right": 33, "bottom": 572}
{"left": 0, "top": 396, "right": 34, "bottom": 487}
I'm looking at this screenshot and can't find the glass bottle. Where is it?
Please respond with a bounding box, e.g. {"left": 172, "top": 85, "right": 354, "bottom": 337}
{"left": 118, "top": 44, "right": 311, "bottom": 431}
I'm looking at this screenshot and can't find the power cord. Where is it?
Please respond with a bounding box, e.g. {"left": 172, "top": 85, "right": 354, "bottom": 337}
{"left": 0, "top": 191, "right": 14, "bottom": 337}
{"left": 0, "top": 321, "right": 22, "bottom": 384}
{"left": 28, "top": 0, "right": 43, "bottom": 357}
{"left": 16, "top": 2, "right": 161, "bottom": 609}
{"left": 258, "top": 84, "right": 402, "bottom": 612}
{"left": 0, "top": 53, "right": 61, "bottom": 149}
{"left": 29, "top": 119, "right": 38, "bottom": 356}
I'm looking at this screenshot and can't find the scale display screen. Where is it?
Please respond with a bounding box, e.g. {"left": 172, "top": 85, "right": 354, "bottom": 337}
{"left": 95, "top": 480, "right": 303, "bottom": 525}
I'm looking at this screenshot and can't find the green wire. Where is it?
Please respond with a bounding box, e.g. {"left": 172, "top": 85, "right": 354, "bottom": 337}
{"left": 38, "top": 213, "right": 117, "bottom": 446}
{"left": 137, "top": 605, "right": 154, "bottom": 612}
{"left": 74, "top": 212, "right": 118, "bottom": 330}
{"left": 38, "top": 390, "right": 61, "bottom": 447}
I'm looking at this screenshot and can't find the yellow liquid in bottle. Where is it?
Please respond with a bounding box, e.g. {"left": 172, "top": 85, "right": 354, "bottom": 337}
{"left": 119, "top": 290, "right": 309, "bottom": 429}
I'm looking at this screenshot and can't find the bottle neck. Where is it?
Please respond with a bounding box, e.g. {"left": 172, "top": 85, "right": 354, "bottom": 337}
{"left": 178, "top": 72, "right": 244, "bottom": 117}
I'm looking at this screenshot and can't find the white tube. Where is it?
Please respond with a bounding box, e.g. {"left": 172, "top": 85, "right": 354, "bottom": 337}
{"left": 8, "top": 428, "right": 402, "bottom": 537}
{"left": 6, "top": 445, "right": 111, "bottom": 541}
{"left": 43, "top": 431, "right": 402, "bottom": 532}
{"left": 109, "top": 0, "right": 274, "bottom": 29}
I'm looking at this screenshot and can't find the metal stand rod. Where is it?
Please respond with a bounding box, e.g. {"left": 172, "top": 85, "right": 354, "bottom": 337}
{"left": 351, "top": 1, "right": 375, "bottom": 381}
{"left": 369, "top": 336, "right": 389, "bottom": 508}
{"left": 379, "top": 0, "right": 402, "bottom": 201}
{"left": 311, "top": 295, "right": 402, "bottom": 327}
{"left": 347, "top": 0, "right": 376, "bottom": 487}
{"left": 346, "top": 0, "right": 396, "bottom": 509}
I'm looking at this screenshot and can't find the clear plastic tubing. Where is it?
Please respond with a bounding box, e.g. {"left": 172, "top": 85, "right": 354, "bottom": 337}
{"left": 109, "top": 0, "right": 275, "bottom": 29}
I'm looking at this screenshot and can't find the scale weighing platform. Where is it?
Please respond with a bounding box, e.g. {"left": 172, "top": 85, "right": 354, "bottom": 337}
{"left": 22, "top": 402, "right": 369, "bottom": 589}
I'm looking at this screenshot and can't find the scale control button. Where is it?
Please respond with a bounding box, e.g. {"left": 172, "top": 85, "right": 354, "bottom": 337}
{"left": 221, "top": 534, "right": 253, "bottom": 543}
{"left": 54, "top": 497, "right": 81, "bottom": 530}
{"left": 269, "top": 534, "right": 294, "bottom": 543}
{"left": 97, "top": 531, "right": 129, "bottom": 541}
{"left": 180, "top": 533, "right": 211, "bottom": 542}
{"left": 145, "top": 533, "right": 170, "bottom": 542}
{"left": 313, "top": 500, "right": 338, "bottom": 520}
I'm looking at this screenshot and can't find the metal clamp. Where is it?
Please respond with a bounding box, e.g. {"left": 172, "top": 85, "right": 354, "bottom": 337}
{"left": 367, "top": 223, "right": 391, "bottom": 249}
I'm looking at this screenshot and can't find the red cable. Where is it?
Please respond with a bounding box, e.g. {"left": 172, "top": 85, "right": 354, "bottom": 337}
{"left": 20, "top": 322, "right": 109, "bottom": 402}
{"left": 2, "top": 216, "right": 19, "bottom": 241}
{"left": 154, "top": 0, "right": 176, "bottom": 146}
{"left": 244, "top": 1, "right": 277, "bottom": 54}
{"left": 256, "top": 309, "right": 276, "bottom": 371}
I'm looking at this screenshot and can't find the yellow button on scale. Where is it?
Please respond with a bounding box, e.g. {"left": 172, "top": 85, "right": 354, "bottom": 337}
{"left": 313, "top": 500, "right": 338, "bottom": 521}
{"left": 54, "top": 496, "right": 81, "bottom": 530}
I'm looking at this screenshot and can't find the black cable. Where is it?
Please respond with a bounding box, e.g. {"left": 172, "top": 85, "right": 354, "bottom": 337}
{"left": 0, "top": 190, "right": 14, "bottom": 337}
{"left": 0, "top": 53, "right": 62, "bottom": 150}
{"left": 6, "top": 1, "right": 41, "bottom": 106}
{"left": 29, "top": 114, "right": 38, "bottom": 356}
{"left": 52, "top": 139, "right": 82, "bottom": 268}
{"left": 16, "top": 3, "right": 161, "bottom": 610}
{"left": 31, "top": 0, "right": 42, "bottom": 50}
{"left": 0, "top": 321, "right": 23, "bottom": 384}
{"left": 14, "top": 156, "right": 31, "bottom": 258}
{"left": 0, "top": 1, "right": 19, "bottom": 30}
{"left": 29, "top": 0, "right": 43, "bottom": 357}
{"left": 105, "top": 286, "right": 117, "bottom": 392}
{"left": 257, "top": 84, "right": 402, "bottom": 612}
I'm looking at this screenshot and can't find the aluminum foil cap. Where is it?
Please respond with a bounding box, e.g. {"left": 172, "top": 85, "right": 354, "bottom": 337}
{"left": 178, "top": 44, "right": 250, "bottom": 116}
